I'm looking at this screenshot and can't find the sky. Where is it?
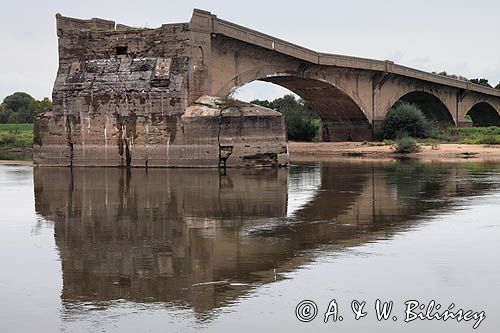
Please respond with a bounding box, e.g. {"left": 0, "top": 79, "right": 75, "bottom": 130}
{"left": 0, "top": 0, "right": 499, "bottom": 102}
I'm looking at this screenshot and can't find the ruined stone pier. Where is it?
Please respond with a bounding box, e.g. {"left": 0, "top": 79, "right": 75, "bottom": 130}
{"left": 34, "top": 12, "right": 289, "bottom": 167}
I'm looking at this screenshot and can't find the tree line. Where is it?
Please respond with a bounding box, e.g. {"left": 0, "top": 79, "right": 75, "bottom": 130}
{"left": 432, "top": 71, "right": 500, "bottom": 89}
{"left": 0, "top": 92, "right": 52, "bottom": 124}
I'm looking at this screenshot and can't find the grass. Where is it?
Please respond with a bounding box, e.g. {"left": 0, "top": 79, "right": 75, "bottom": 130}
{"left": 370, "top": 125, "right": 500, "bottom": 155}
{"left": 0, "top": 123, "right": 34, "bottom": 150}
{"left": 363, "top": 139, "right": 395, "bottom": 147}
{"left": 426, "top": 126, "right": 500, "bottom": 145}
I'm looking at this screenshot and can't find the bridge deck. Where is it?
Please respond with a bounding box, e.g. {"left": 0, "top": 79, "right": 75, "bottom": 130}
{"left": 191, "top": 9, "right": 500, "bottom": 98}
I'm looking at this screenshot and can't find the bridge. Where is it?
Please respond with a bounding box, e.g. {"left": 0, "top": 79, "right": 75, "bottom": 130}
{"left": 189, "top": 9, "right": 500, "bottom": 141}
{"left": 34, "top": 9, "right": 500, "bottom": 167}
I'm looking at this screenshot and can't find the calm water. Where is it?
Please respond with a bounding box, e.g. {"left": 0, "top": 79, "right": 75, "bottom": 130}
{"left": 1, "top": 161, "right": 500, "bottom": 332}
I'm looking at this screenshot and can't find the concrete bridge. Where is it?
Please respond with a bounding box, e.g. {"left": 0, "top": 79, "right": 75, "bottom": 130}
{"left": 189, "top": 9, "right": 500, "bottom": 141}
{"left": 35, "top": 9, "right": 500, "bottom": 167}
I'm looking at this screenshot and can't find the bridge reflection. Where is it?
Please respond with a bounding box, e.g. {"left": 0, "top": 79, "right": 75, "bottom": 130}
{"left": 34, "top": 162, "right": 499, "bottom": 317}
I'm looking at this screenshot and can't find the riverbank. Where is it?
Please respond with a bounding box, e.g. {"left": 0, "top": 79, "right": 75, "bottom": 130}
{"left": 0, "top": 124, "right": 32, "bottom": 160}
{"left": 289, "top": 141, "right": 500, "bottom": 163}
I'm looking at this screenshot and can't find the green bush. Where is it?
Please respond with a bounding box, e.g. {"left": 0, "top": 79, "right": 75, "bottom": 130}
{"left": 377, "top": 102, "right": 437, "bottom": 140}
{"left": 394, "top": 136, "right": 422, "bottom": 154}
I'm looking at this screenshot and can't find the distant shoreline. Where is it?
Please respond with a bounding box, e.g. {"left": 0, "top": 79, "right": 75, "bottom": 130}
{"left": 0, "top": 159, "right": 32, "bottom": 165}
{"left": 0, "top": 149, "right": 31, "bottom": 162}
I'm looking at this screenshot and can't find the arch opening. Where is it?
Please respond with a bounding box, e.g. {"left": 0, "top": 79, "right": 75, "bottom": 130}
{"left": 233, "top": 75, "right": 372, "bottom": 142}
{"left": 395, "top": 91, "right": 454, "bottom": 127}
{"left": 466, "top": 102, "right": 500, "bottom": 127}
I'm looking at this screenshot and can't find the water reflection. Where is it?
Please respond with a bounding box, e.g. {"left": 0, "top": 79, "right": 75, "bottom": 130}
{"left": 33, "top": 162, "right": 500, "bottom": 319}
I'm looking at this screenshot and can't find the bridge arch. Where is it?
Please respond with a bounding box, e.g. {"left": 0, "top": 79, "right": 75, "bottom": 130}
{"left": 219, "top": 68, "right": 372, "bottom": 141}
{"left": 465, "top": 102, "right": 500, "bottom": 127}
{"left": 388, "top": 90, "right": 455, "bottom": 127}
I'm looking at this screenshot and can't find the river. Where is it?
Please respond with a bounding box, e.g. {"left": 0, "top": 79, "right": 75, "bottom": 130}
{"left": 0, "top": 161, "right": 499, "bottom": 332}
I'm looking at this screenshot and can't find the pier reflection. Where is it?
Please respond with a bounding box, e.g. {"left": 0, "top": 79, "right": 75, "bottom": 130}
{"left": 33, "top": 162, "right": 499, "bottom": 317}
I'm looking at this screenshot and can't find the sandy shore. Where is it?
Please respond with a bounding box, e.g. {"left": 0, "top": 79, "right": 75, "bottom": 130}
{"left": 289, "top": 141, "right": 500, "bottom": 163}
{"left": 2, "top": 143, "right": 500, "bottom": 165}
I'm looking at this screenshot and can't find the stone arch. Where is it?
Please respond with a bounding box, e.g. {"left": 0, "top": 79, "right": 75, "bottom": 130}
{"left": 215, "top": 66, "right": 295, "bottom": 97}
{"left": 218, "top": 67, "right": 372, "bottom": 141}
{"left": 388, "top": 90, "right": 455, "bottom": 127}
{"left": 466, "top": 102, "right": 500, "bottom": 126}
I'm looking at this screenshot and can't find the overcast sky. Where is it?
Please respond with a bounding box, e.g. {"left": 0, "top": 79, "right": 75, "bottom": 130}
{"left": 1, "top": 0, "right": 499, "bottom": 102}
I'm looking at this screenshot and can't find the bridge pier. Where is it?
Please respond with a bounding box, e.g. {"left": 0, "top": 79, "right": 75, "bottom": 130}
{"left": 457, "top": 120, "right": 473, "bottom": 128}
{"left": 319, "top": 120, "right": 373, "bottom": 142}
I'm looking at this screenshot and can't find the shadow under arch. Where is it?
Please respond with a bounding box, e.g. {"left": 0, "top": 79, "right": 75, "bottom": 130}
{"left": 392, "top": 91, "right": 455, "bottom": 127}
{"left": 466, "top": 102, "right": 500, "bottom": 126}
{"left": 221, "top": 68, "right": 372, "bottom": 141}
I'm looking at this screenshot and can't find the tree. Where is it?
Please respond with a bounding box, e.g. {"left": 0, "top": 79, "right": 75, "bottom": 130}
{"left": 251, "top": 94, "right": 320, "bottom": 141}
{"left": 433, "top": 72, "right": 496, "bottom": 88}
{"left": 0, "top": 92, "right": 52, "bottom": 124}
{"left": 34, "top": 97, "right": 52, "bottom": 113}
{"left": 0, "top": 104, "right": 5, "bottom": 123}
{"left": 469, "top": 78, "right": 492, "bottom": 88}
{"left": 2, "top": 92, "right": 35, "bottom": 112}
{"left": 433, "top": 71, "right": 468, "bottom": 81}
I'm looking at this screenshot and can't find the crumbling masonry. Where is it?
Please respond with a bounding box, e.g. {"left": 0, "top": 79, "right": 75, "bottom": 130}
{"left": 34, "top": 12, "right": 288, "bottom": 167}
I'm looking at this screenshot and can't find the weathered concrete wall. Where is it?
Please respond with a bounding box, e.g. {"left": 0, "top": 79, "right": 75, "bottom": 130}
{"left": 34, "top": 13, "right": 288, "bottom": 167}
